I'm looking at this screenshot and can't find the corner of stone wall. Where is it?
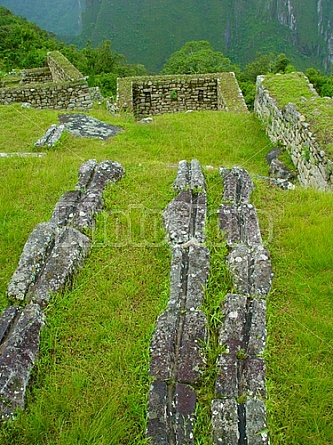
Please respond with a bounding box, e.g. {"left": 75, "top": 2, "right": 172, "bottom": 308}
{"left": 254, "top": 74, "right": 333, "bottom": 191}
{"left": 47, "top": 51, "right": 84, "bottom": 83}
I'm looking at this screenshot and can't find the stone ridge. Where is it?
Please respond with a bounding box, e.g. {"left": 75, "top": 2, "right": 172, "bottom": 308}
{"left": 147, "top": 159, "right": 209, "bottom": 444}
{"left": 212, "top": 167, "right": 272, "bottom": 445}
{"left": 0, "top": 160, "right": 125, "bottom": 419}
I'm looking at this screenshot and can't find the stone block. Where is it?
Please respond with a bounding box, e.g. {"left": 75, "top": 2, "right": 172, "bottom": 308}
{"left": 150, "top": 310, "right": 178, "bottom": 380}
{"left": 177, "top": 310, "right": 207, "bottom": 385}
{"left": 0, "top": 304, "right": 44, "bottom": 419}
{"left": 211, "top": 398, "right": 239, "bottom": 445}
{"left": 215, "top": 353, "right": 238, "bottom": 398}
{"left": 219, "top": 294, "right": 247, "bottom": 354}
{"left": 50, "top": 190, "right": 82, "bottom": 227}
{"left": 76, "top": 159, "right": 98, "bottom": 190}
{"left": 175, "top": 383, "right": 196, "bottom": 444}
{"left": 7, "top": 222, "right": 57, "bottom": 301}
{"left": 31, "top": 227, "right": 90, "bottom": 307}
{"left": 239, "top": 357, "right": 266, "bottom": 398}
{"left": 0, "top": 306, "right": 20, "bottom": 344}
{"left": 146, "top": 380, "right": 169, "bottom": 444}
{"left": 247, "top": 298, "right": 267, "bottom": 356}
{"left": 163, "top": 190, "right": 192, "bottom": 244}
{"left": 245, "top": 398, "right": 269, "bottom": 445}
{"left": 186, "top": 245, "right": 209, "bottom": 310}
{"left": 218, "top": 203, "right": 240, "bottom": 245}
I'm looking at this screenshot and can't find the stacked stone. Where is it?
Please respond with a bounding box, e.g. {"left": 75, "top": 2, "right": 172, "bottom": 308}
{"left": 20, "top": 68, "right": 52, "bottom": 84}
{"left": 212, "top": 167, "right": 273, "bottom": 445}
{"left": 0, "top": 81, "right": 92, "bottom": 110}
{"left": 255, "top": 74, "right": 333, "bottom": 190}
{"left": 133, "top": 78, "right": 219, "bottom": 118}
{"left": 118, "top": 73, "right": 248, "bottom": 116}
{"left": 147, "top": 159, "right": 209, "bottom": 444}
{"left": 0, "top": 160, "right": 124, "bottom": 419}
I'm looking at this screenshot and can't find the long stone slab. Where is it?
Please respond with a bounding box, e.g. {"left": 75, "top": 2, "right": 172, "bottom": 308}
{"left": 211, "top": 398, "right": 240, "bottom": 445}
{"left": 7, "top": 222, "right": 57, "bottom": 301}
{"left": 31, "top": 227, "right": 90, "bottom": 307}
{"left": 0, "top": 304, "right": 44, "bottom": 419}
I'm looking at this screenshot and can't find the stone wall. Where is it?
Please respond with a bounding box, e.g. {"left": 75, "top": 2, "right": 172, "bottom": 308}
{"left": 255, "top": 74, "right": 333, "bottom": 191}
{"left": 0, "top": 80, "right": 92, "bottom": 110}
{"left": 21, "top": 67, "right": 52, "bottom": 84}
{"left": 47, "top": 51, "right": 83, "bottom": 82}
{"left": 0, "top": 51, "right": 92, "bottom": 111}
{"left": 117, "top": 72, "right": 248, "bottom": 118}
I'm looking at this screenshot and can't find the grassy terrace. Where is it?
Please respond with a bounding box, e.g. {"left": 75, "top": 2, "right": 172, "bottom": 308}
{"left": 0, "top": 104, "right": 333, "bottom": 444}
{"left": 263, "top": 72, "right": 333, "bottom": 156}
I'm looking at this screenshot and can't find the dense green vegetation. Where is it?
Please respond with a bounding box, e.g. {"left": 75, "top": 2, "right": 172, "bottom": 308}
{"left": 0, "top": 7, "right": 146, "bottom": 98}
{"left": 0, "top": 103, "right": 333, "bottom": 444}
{"left": 76, "top": 0, "right": 333, "bottom": 72}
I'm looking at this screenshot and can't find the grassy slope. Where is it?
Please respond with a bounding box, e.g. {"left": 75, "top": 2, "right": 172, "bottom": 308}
{"left": 0, "top": 104, "right": 332, "bottom": 444}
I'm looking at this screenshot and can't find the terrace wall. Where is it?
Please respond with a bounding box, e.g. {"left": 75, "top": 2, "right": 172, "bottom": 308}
{"left": 0, "top": 51, "right": 92, "bottom": 110}
{"left": 255, "top": 75, "right": 333, "bottom": 191}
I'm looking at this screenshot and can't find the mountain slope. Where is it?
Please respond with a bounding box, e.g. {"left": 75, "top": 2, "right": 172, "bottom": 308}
{"left": 1, "top": 0, "right": 332, "bottom": 72}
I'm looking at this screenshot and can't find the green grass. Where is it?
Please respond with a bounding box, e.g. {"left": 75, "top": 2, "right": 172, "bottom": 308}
{"left": 262, "top": 72, "right": 317, "bottom": 107}
{"left": 0, "top": 103, "right": 333, "bottom": 444}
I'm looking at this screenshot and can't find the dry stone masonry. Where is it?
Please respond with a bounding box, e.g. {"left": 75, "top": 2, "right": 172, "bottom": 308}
{"left": 0, "top": 160, "right": 124, "bottom": 419}
{"left": 117, "top": 73, "right": 248, "bottom": 118}
{"left": 0, "top": 51, "right": 92, "bottom": 110}
{"left": 212, "top": 167, "right": 273, "bottom": 445}
{"left": 255, "top": 73, "right": 333, "bottom": 191}
{"left": 147, "top": 160, "right": 209, "bottom": 444}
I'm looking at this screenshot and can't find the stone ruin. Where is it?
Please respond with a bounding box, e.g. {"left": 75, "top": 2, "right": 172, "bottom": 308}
{"left": 0, "top": 157, "right": 272, "bottom": 442}
{"left": 0, "top": 159, "right": 125, "bottom": 419}
{"left": 117, "top": 72, "right": 248, "bottom": 118}
{"left": 0, "top": 51, "right": 92, "bottom": 110}
{"left": 147, "top": 161, "right": 272, "bottom": 444}
{"left": 255, "top": 72, "right": 333, "bottom": 191}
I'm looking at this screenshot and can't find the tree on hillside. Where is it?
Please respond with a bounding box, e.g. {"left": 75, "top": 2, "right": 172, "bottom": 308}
{"left": 161, "top": 41, "right": 238, "bottom": 75}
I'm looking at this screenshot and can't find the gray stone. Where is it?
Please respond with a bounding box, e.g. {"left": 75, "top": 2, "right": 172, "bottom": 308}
{"left": 219, "top": 294, "right": 247, "bottom": 354}
{"left": 227, "top": 245, "right": 252, "bottom": 295}
{"left": 150, "top": 310, "right": 178, "bottom": 380}
{"left": 76, "top": 159, "right": 98, "bottom": 190}
{"left": 88, "top": 160, "right": 125, "bottom": 192}
{"left": 163, "top": 190, "right": 192, "bottom": 244}
{"left": 219, "top": 203, "right": 240, "bottom": 246}
{"left": 186, "top": 245, "right": 209, "bottom": 310}
{"left": 245, "top": 398, "right": 269, "bottom": 445}
{"left": 50, "top": 190, "right": 82, "bottom": 227}
{"left": 265, "top": 147, "right": 281, "bottom": 165}
{"left": 72, "top": 190, "right": 104, "bottom": 229}
{"left": 211, "top": 398, "right": 240, "bottom": 445}
{"left": 193, "top": 192, "right": 207, "bottom": 243}
{"left": 220, "top": 167, "right": 254, "bottom": 204}
{"left": 175, "top": 383, "right": 196, "bottom": 444}
{"left": 215, "top": 353, "right": 239, "bottom": 398}
{"left": 31, "top": 227, "right": 90, "bottom": 307}
{"left": 173, "top": 160, "right": 189, "bottom": 192}
{"left": 58, "top": 114, "right": 122, "bottom": 139}
{"left": 146, "top": 380, "right": 168, "bottom": 444}
{"left": 269, "top": 158, "right": 296, "bottom": 181}
{"left": 0, "top": 306, "right": 20, "bottom": 344}
{"left": 177, "top": 311, "right": 207, "bottom": 385}
{"left": 7, "top": 222, "right": 57, "bottom": 301}
{"left": 240, "top": 204, "right": 263, "bottom": 246}
{"left": 251, "top": 247, "right": 273, "bottom": 297}
{"left": 190, "top": 159, "right": 206, "bottom": 191}
{"left": 34, "top": 124, "right": 65, "bottom": 147}
{"left": 0, "top": 304, "right": 44, "bottom": 419}
{"left": 167, "top": 246, "right": 184, "bottom": 311}
{"left": 247, "top": 299, "right": 267, "bottom": 356}
{"left": 240, "top": 357, "right": 266, "bottom": 398}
